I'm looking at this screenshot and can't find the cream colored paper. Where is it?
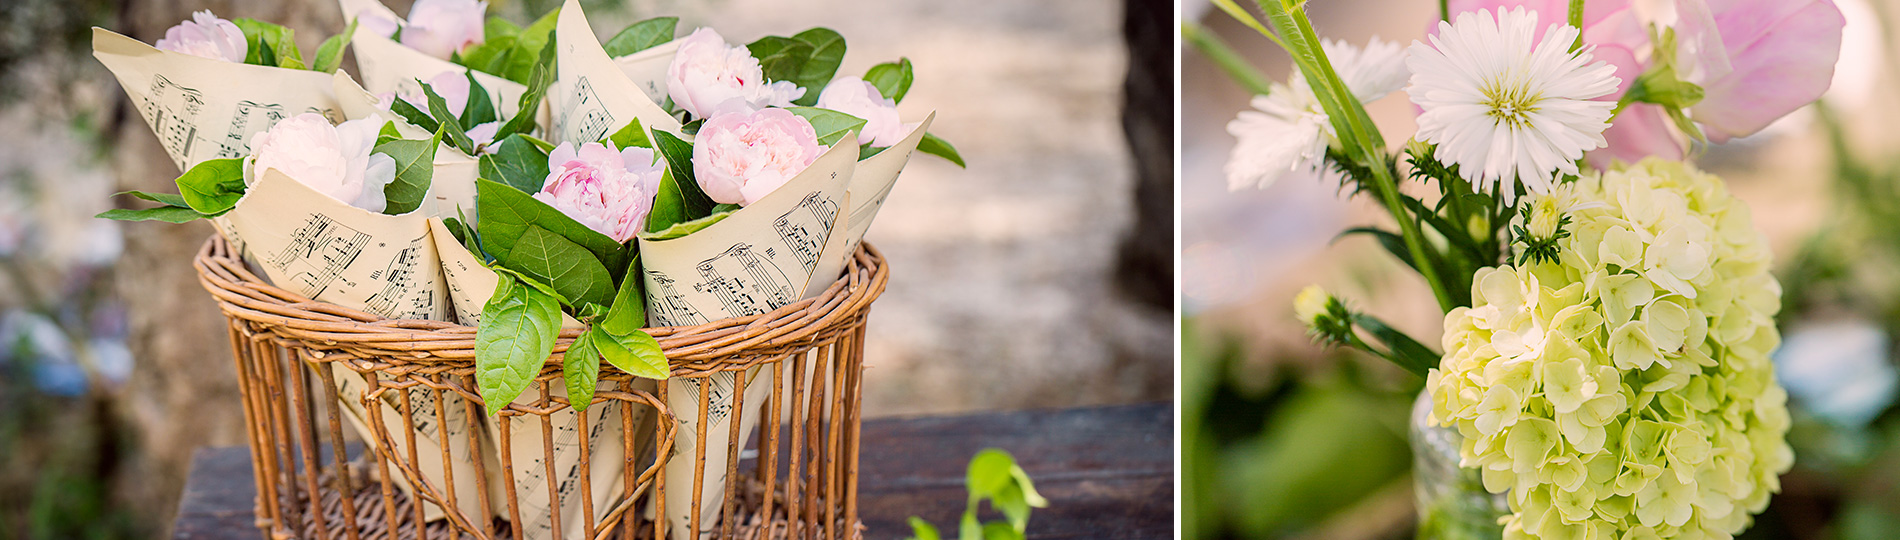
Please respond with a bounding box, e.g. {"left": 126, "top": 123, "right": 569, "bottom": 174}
{"left": 550, "top": 0, "right": 682, "bottom": 145}
{"left": 335, "top": 72, "right": 483, "bottom": 220}
{"left": 225, "top": 169, "right": 450, "bottom": 321}
{"left": 817, "top": 113, "right": 935, "bottom": 287}
{"left": 610, "top": 40, "right": 678, "bottom": 105}
{"left": 637, "top": 138, "right": 856, "bottom": 539}
{"left": 92, "top": 28, "right": 343, "bottom": 172}
{"left": 325, "top": 365, "right": 496, "bottom": 522}
{"left": 349, "top": 30, "right": 529, "bottom": 119}
{"left": 336, "top": 0, "right": 402, "bottom": 25}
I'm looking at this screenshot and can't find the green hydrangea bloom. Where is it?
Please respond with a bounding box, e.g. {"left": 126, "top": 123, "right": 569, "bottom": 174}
{"left": 1427, "top": 159, "right": 1793, "bottom": 540}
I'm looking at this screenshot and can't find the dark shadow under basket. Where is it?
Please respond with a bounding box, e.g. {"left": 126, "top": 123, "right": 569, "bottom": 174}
{"left": 193, "top": 235, "right": 886, "bottom": 540}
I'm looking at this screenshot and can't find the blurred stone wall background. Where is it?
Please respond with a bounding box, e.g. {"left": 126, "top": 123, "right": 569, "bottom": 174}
{"left": 0, "top": 0, "right": 1170, "bottom": 535}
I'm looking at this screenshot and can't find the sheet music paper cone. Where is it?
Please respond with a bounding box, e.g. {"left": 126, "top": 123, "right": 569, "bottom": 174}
{"left": 335, "top": 72, "right": 484, "bottom": 221}
{"left": 549, "top": 0, "right": 682, "bottom": 145}
{"left": 92, "top": 28, "right": 342, "bottom": 173}
{"left": 815, "top": 113, "right": 934, "bottom": 286}
{"left": 347, "top": 26, "right": 530, "bottom": 119}
{"left": 611, "top": 40, "right": 679, "bottom": 105}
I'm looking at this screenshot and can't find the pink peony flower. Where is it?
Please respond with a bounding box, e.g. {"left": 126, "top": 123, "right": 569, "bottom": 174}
{"left": 1446, "top": 0, "right": 1844, "bottom": 166}
{"left": 155, "top": 10, "right": 248, "bottom": 63}
{"left": 356, "top": 13, "right": 400, "bottom": 38}
{"left": 816, "top": 76, "right": 917, "bottom": 147}
{"left": 400, "top": 0, "right": 487, "bottom": 59}
{"left": 534, "top": 142, "right": 663, "bottom": 243}
{"left": 666, "top": 28, "right": 805, "bottom": 118}
{"left": 693, "top": 107, "right": 826, "bottom": 207}
{"left": 250, "top": 114, "right": 398, "bottom": 212}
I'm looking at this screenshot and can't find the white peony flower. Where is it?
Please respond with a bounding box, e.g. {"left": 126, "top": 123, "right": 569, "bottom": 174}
{"left": 154, "top": 10, "right": 247, "bottom": 63}
{"left": 249, "top": 114, "right": 399, "bottom": 213}
{"left": 1406, "top": 7, "right": 1621, "bottom": 206}
{"left": 1224, "top": 37, "right": 1406, "bottom": 191}
{"left": 816, "top": 76, "right": 917, "bottom": 147}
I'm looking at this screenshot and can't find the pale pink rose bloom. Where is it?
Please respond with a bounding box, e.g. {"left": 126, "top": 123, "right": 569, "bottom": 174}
{"left": 1684, "top": 0, "right": 1844, "bottom": 142}
{"left": 534, "top": 142, "right": 663, "bottom": 243}
{"left": 816, "top": 76, "right": 918, "bottom": 147}
{"left": 355, "top": 12, "right": 400, "bottom": 38}
{"left": 666, "top": 27, "right": 806, "bottom": 118}
{"left": 694, "top": 108, "right": 826, "bottom": 207}
{"left": 401, "top": 0, "right": 487, "bottom": 59}
{"left": 155, "top": 10, "right": 248, "bottom": 63}
{"left": 250, "top": 114, "right": 399, "bottom": 213}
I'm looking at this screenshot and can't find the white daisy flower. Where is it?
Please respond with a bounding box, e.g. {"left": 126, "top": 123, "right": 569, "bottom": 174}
{"left": 1225, "top": 38, "right": 1408, "bottom": 191}
{"left": 1406, "top": 7, "right": 1621, "bottom": 206}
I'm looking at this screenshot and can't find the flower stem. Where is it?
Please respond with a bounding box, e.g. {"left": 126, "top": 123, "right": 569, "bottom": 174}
{"left": 1568, "top": 0, "right": 1586, "bottom": 51}
{"left": 1440, "top": 0, "right": 1450, "bottom": 22}
{"left": 1182, "top": 22, "right": 1277, "bottom": 96}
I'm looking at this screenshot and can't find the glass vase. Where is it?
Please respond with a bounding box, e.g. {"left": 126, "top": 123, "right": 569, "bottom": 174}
{"left": 1410, "top": 390, "right": 1511, "bottom": 540}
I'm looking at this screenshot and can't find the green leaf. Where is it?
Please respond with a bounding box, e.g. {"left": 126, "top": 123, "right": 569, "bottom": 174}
{"left": 458, "top": 34, "right": 518, "bottom": 77}
{"left": 593, "top": 327, "right": 668, "bottom": 379}
{"left": 461, "top": 70, "right": 498, "bottom": 130}
{"left": 918, "top": 132, "right": 965, "bottom": 168}
{"left": 503, "top": 9, "right": 559, "bottom": 83}
{"left": 644, "top": 168, "right": 689, "bottom": 234}
{"left": 640, "top": 208, "right": 733, "bottom": 241}
{"left": 785, "top": 107, "right": 866, "bottom": 147}
{"left": 475, "top": 271, "right": 562, "bottom": 412}
{"left": 313, "top": 18, "right": 358, "bottom": 74}
{"left": 476, "top": 179, "right": 630, "bottom": 274}
{"left": 495, "top": 42, "right": 555, "bottom": 138}
{"left": 175, "top": 158, "right": 247, "bottom": 215}
{"left": 1351, "top": 314, "right": 1439, "bottom": 377}
{"left": 373, "top": 130, "right": 441, "bottom": 215}
{"left": 650, "top": 130, "right": 716, "bottom": 217}
{"left": 863, "top": 58, "right": 914, "bottom": 103}
{"left": 422, "top": 81, "right": 476, "bottom": 153}
{"left": 389, "top": 97, "right": 439, "bottom": 133}
{"left": 375, "top": 121, "right": 403, "bottom": 146}
{"left": 503, "top": 225, "right": 616, "bottom": 309}
{"left": 598, "top": 254, "right": 646, "bottom": 335}
{"left": 485, "top": 16, "right": 522, "bottom": 40}
{"left": 232, "top": 18, "right": 301, "bottom": 69}
{"left": 561, "top": 330, "right": 601, "bottom": 411}
{"left": 1008, "top": 464, "right": 1048, "bottom": 508}
{"left": 117, "top": 190, "right": 189, "bottom": 208}
{"left": 479, "top": 134, "right": 552, "bottom": 193}
{"left": 603, "top": 16, "right": 678, "bottom": 57}
{"left": 979, "top": 521, "right": 1024, "bottom": 540}
{"left": 906, "top": 517, "right": 942, "bottom": 540}
{"left": 746, "top": 36, "right": 814, "bottom": 86}
{"left": 97, "top": 206, "right": 206, "bottom": 223}
{"left": 966, "top": 449, "right": 1016, "bottom": 500}
{"left": 605, "top": 118, "right": 650, "bottom": 149}
{"left": 788, "top": 28, "right": 846, "bottom": 106}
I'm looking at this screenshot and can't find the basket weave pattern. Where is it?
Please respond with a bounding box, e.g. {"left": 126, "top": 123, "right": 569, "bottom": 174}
{"left": 194, "top": 236, "right": 886, "bottom": 540}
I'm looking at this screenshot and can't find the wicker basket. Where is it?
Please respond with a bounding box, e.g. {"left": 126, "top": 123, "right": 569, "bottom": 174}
{"left": 193, "top": 235, "right": 886, "bottom": 540}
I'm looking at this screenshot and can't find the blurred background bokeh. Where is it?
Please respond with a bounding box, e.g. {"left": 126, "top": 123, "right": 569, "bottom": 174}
{"left": 0, "top": 0, "right": 1172, "bottom": 536}
{"left": 1182, "top": 0, "right": 1900, "bottom": 539}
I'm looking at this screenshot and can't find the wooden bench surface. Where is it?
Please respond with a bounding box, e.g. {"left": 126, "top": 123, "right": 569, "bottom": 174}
{"left": 171, "top": 403, "right": 1173, "bottom": 539}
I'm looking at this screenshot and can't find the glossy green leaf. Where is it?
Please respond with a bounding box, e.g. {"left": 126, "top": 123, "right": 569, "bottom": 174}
{"left": 232, "top": 18, "right": 302, "bottom": 69}
{"left": 484, "top": 16, "right": 522, "bottom": 40}
{"left": 495, "top": 42, "right": 555, "bottom": 138}
{"left": 503, "top": 224, "right": 615, "bottom": 309}
{"left": 747, "top": 36, "right": 814, "bottom": 85}
{"left": 907, "top": 517, "right": 942, "bottom": 540}
{"left": 863, "top": 58, "right": 914, "bottom": 103}
{"left": 174, "top": 158, "right": 247, "bottom": 215}
{"left": 479, "top": 133, "right": 551, "bottom": 193}
{"left": 389, "top": 97, "right": 439, "bottom": 133}
{"left": 476, "top": 179, "right": 629, "bottom": 274}
{"left": 651, "top": 130, "right": 715, "bottom": 217}
{"left": 605, "top": 118, "right": 651, "bottom": 149}
{"left": 788, "top": 28, "right": 846, "bottom": 106}
{"left": 374, "top": 130, "right": 440, "bottom": 215}
{"left": 603, "top": 17, "right": 678, "bottom": 57}
{"left": 117, "top": 190, "right": 189, "bottom": 208}
{"left": 97, "top": 206, "right": 206, "bottom": 223}
{"left": 375, "top": 121, "right": 403, "bottom": 146}
{"left": 561, "top": 330, "right": 601, "bottom": 411}
{"left": 461, "top": 70, "right": 498, "bottom": 129}
{"left": 594, "top": 327, "right": 668, "bottom": 379}
{"left": 918, "top": 132, "right": 965, "bottom": 168}
{"left": 313, "top": 18, "right": 357, "bottom": 74}
{"left": 639, "top": 208, "right": 733, "bottom": 241}
{"left": 598, "top": 254, "right": 646, "bottom": 336}
{"left": 475, "top": 271, "right": 561, "bottom": 412}
{"left": 422, "top": 82, "right": 476, "bottom": 153}
{"left": 786, "top": 107, "right": 865, "bottom": 147}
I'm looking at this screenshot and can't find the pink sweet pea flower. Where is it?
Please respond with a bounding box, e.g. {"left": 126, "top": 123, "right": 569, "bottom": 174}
{"left": 155, "top": 10, "right": 248, "bottom": 63}
{"left": 693, "top": 107, "right": 826, "bottom": 207}
{"left": 401, "top": 0, "right": 487, "bottom": 59}
{"left": 534, "top": 142, "right": 663, "bottom": 243}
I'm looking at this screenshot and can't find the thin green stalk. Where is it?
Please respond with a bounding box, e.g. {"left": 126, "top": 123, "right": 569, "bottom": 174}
{"left": 1267, "top": 0, "right": 1455, "bottom": 311}
{"left": 1439, "top": 0, "right": 1450, "bottom": 21}
{"left": 1183, "top": 22, "right": 1277, "bottom": 96}
{"left": 1211, "top": 0, "right": 1284, "bottom": 49}
{"left": 1568, "top": 0, "right": 1585, "bottom": 51}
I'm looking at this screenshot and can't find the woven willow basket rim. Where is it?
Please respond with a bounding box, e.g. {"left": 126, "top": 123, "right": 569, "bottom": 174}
{"left": 192, "top": 235, "right": 889, "bottom": 377}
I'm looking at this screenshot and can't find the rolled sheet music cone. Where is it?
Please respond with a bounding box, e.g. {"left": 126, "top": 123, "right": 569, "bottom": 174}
{"left": 334, "top": 72, "right": 485, "bottom": 221}
{"left": 430, "top": 218, "right": 647, "bottom": 539}
{"left": 637, "top": 137, "right": 859, "bottom": 540}
{"left": 549, "top": 0, "right": 683, "bottom": 144}
{"left": 818, "top": 113, "right": 935, "bottom": 285}
{"left": 345, "top": 19, "right": 531, "bottom": 119}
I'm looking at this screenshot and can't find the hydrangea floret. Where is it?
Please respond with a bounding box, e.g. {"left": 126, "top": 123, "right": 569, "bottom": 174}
{"left": 1425, "top": 158, "right": 1793, "bottom": 540}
